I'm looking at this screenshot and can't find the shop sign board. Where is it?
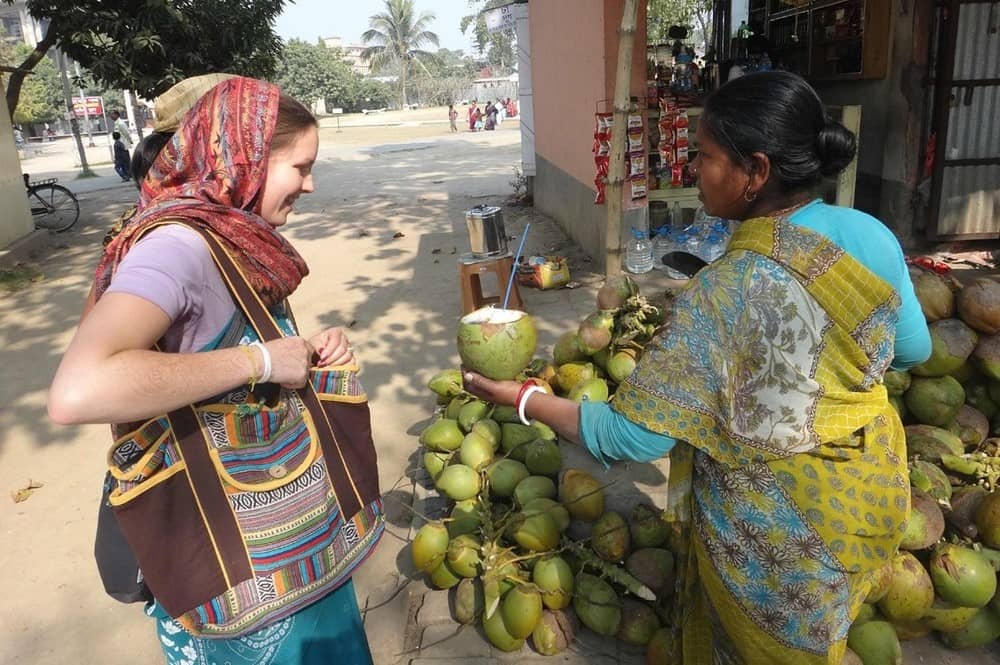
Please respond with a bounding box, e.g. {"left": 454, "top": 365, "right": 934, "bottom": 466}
{"left": 71, "top": 96, "right": 104, "bottom": 118}
{"left": 484, "top": 4, "right": 515, "bottom": 33}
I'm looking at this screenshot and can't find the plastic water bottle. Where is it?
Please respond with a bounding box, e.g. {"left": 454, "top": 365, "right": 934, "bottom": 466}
{"left": 703, "top": 230, "right": 727, "bottom": 263}
{"left": 670, "top": 201, "right": 684, "bottom": 231}
{"left": 625, "top": 228, "right": 654, "bottom": 274}
{"left": 655, "top": 226, "right": 689, "bottom": 279}
{"left": 684, "top": 227, "right": 704, "bottom": 261}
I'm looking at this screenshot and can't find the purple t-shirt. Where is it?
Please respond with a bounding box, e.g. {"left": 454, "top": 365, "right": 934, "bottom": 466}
{"left": 105, "top": 225, "right": 237, "bottom": 353}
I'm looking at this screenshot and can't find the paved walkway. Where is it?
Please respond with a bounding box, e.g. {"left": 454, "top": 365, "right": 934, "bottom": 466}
{"left": 2, "top": 123, "right": 999, "bottom": 665}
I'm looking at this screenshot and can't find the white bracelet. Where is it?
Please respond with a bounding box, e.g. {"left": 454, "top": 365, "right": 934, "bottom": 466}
{"left": 250, "top": 341, "right": 272, "bottom": 383}
{"left": 517, "top": 386, "right": 546, "bottom": 426}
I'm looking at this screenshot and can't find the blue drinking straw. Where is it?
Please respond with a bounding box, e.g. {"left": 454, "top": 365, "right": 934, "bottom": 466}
{"left": 502, "top": 222, "right": 530, "bottom": 309}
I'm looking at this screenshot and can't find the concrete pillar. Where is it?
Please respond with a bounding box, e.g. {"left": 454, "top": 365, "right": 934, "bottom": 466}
{"left": 0, "top": 94, "right": 35, "bottom": 249}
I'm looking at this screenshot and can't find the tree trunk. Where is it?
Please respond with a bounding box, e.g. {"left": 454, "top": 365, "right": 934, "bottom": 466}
{"left": 604, "top": 0, "right": 640, "bottom": 277}
{"left": 400, "top": 60, "right": 408, "bottom": 110}
{"left": 5, "top": 27, "right": 59, "bottom": 121}
{"left": 697, "top": 9, "right": 711, "bottom": 55}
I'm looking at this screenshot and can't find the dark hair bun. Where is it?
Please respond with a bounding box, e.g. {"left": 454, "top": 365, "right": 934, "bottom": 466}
{"left": 816, "top": 119, "right": 856, "bottom": 177}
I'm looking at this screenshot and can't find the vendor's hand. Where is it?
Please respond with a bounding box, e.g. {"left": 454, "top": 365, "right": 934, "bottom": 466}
{"left": 265, "top": 337, "right": 316, "bottom": 388}
{"left": 309, "top": 327, "right": 355, "bottom": 367}
{"left": 461, "top": 369, "right": 521, "bottom": 407}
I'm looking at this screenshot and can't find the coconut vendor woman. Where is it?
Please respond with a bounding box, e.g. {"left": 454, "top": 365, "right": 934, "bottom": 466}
{"left": 462, "top": 71, "right": 931, "bottom": 664}
{"left": 48, "top": 77, "right": 383, "bottom": 664}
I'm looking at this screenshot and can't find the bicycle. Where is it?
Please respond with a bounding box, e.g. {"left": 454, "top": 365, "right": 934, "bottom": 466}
{"left": 24, "top": 173, "right": 80, "bottom": 233}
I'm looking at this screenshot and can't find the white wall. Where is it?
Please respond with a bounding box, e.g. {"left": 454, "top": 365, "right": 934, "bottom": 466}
{"left": 0, "top": 93, "right": 35, "bottom": 248}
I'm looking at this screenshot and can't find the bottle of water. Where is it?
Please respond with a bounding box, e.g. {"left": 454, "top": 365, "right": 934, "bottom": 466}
{"left": 703, "top": 230, "right": 727, "bottom": 263}
{"left": 670, "top": 201, "right": 684, "bottom": 231}
{"left": 684, "top": 226, "right": 704, "bottom": 261}
{"left": 651, "top": 226, "right": 671, "bottom": 267}
{"left": 625, "top": 228, "right": 654, "bottom": 274}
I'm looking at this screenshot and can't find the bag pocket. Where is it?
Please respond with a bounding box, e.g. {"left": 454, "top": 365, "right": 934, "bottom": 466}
{"left": 311, "top": 365, "right": 367, "bottom": 403}
{"left": 108, "top": 416, "right": 178, "bottom": 493}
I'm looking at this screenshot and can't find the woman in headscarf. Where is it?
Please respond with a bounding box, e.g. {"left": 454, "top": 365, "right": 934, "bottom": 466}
{"left": 49, "top": 77, "right": 377, "bottom": 664}
{"left": 462, "top": 72, "right": 930, "bottom": 664}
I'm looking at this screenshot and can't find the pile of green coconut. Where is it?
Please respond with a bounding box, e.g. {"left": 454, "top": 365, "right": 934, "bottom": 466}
{"left": 844, "top": 269, "right": 1000, "bottom": 664}
{"left": 409, "top": 278, "right": 677, "bottom": 660}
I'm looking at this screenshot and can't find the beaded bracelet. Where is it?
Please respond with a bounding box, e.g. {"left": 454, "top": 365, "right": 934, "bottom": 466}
{"left": 238, "top": 344, "right": 261, "bottom": 389}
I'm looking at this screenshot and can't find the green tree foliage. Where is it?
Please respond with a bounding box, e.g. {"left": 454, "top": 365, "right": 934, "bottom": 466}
{"left": 361, "top": 0, "right": 440, "bottom": 109}
{"left": 647, "top": 0, "right": 713, "bottom": 51}
{"left": 461, "top": 0, "right": 515, "bottom": 74}
{"left": 411, "top": 48, "right": 475, "bottom": 106}
{"left": 1, "top": 42, "right": 61, "bottom": 124}
{"left": 273, "top": 40, "right": 391, "bottom": 113}
{"left": 2, "top": 0, "right": 286, "bottom": 120}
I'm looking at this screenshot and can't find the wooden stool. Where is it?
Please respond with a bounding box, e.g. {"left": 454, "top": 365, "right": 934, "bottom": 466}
{"left": 458, "top": 254, "right": 524, "bottom": 314}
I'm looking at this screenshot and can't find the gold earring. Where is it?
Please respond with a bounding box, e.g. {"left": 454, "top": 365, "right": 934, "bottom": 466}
{"left": 743, "top": 184, "right": 757, "bottom": 202}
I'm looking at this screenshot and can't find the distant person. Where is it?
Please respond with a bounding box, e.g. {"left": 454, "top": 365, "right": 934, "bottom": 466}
{"left": 13, "top": 126, "right": 25, "bottom": 151}
{"left": 495, "top": 98, "right": 505, "bottom": 127}
{"left": 468, "top": 102, "right": 480, "bottom": 131}
{"left": 483, "top": 102, "right": 497, "bottom": 131}
{"left": 505, "top": 97, "right": 517, "bottom": 118}
{"left": 111, "top": 131, "right": 131, "bottom": 182}
{"left": 448, "top": 104, "right": 458, "bottom": 133}
{"left": 110, "top": 110, "right": 132, "bottom": 150}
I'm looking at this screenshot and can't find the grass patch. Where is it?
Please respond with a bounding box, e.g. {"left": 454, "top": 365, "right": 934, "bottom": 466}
{"left": 0, "top": 265, "right": 44, "bottom": 292}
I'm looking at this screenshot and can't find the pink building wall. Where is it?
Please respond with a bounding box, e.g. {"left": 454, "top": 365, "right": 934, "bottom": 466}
{"left": 531, "top": 0, "right": 648, "bottom": 193}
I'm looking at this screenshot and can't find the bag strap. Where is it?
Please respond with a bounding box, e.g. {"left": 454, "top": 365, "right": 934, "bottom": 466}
{"left": 181, "top": 224, "right": 368, "bottom": 517}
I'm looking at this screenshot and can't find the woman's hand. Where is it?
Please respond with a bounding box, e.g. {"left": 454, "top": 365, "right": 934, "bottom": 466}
{"left": 265, "top": 336, "right": 317, "bottom": 388}
{"left": 461, "top": 370, "right": 521, "bottom": 407}
{"left": 308, "top": 327, "right": 355, "bottom": 367}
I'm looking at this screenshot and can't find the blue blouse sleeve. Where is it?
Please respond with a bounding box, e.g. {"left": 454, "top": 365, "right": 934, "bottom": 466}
{"left": 889, "top": 260, "right": 932, "bottom": 371}
{"left": 579, "top": 400, "right": 676, "bottom": 467}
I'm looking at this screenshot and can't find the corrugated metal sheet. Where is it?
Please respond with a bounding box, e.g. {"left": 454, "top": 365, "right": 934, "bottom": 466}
{"left": 938, "top": 1, "right": 1000, "bottom": 237}
{"left": 952, "top": 3, "right": 1000, "bottom": 80}
{"left": 938, "top": 165, "right": 1000, "bottom": 237}
{"left": 945, "top": 83, "right": 1000, "bottom": 160}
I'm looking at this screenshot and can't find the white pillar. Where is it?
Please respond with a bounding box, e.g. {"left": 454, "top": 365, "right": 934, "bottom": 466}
{"left": 123, "top": 90, "right": 138, "bottom": 139}
{"left": 513, "top": 2, "right": 535, "bottom": 177}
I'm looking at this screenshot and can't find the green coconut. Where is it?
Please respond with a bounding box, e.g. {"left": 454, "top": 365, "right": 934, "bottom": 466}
{"left": 446, "top": 534, "right": 482, "bottom": 578}
{"left": 560, "top": 468, "right": 605, "bottom": 522}
{"left": 429, "top": 559, "right": 463, "bottom": 589}
{"left": 596, "top": 274, "right": 639, "bottom": 310}
{"left": 899, "top": 488, "right": 944, "bottom": 551}
{"left": 904, "top": 375, "right": 965, "bottom": 426}
{"left": 646, "top": 627, "right": 671, "bottom": 665}
{"left": 592, "top": 511, "right": 631, "bottom": 562}
{"left": 957, "top": 277, "right": 1000, "bottom": 334}
{"left": 964, "top": 380, "right": 999, "bottom": 420}
{"left": 422, "top": 450, "right": 451, "bottom": 482}
{"left": 939, "top": 606, "right": 1000, "bottom": 649}
{"left": 457, "top": 399, "right": 491, "bottom": 432}
{"left": 890, "top": 618, "right": 930, "bottom": 641}
{"left": 524, "top": 439, "right": 562, "bottom": 476}
{"left": 435, "top": 464, "right": 481, "bottom": 501}
{"left": 973, "top": 332, "right": 1000, "bottom": 382}
{"left": 920, "top": 597, "right": 980, "bottom": 633}
{"left": 532, "top": 555, "right": 575, "bottom": 610}
{"left": 552, "top": 331, "right": 589, "bottom": 367}
{"left": 846, "top": 620, "right": 902, "bottom": 665}
{"left": 454, "top": 577, "right": 484, "bottom": 625}
{"left": 946, "top": 485, "right": 987, "bottom": 539}
{"left": 513, "top": 475, "right": 557, "bottom": 507}
{"left": 486, "top": 458, "right": 530, "bottom": 498}
{"left": 629, "top": 504, "right": 669, "bottom": 549}
{"left": 500, "top": 422, "right": 537, "bottom": 461}
{"left": 420, "top": 418, "right": 465, "bottom": 452}
{"left": 458, "top": 431, "right": 494, "bottom": 471}
{"left": 568, "top": 377, "right": 610, "bottom": 403}
{"left": 457, "top": 306, "right": 537, "bottom": 381}
{"left": 499, "top": 585, "right": 543, "bottom": 640}
{"left": 607, "top": 347, "right": 639, "bottom": 384}
{"left": 954, "top": 404, "right": 990, "bottom": 449}
{"left": 522, "top": 497, "right": 571, "bottom": 533}
{"left": 884, "top": 370, "right": 911, "bottom": 396}
{"left": 626, "top": 548, "right": 675, "bottom": 596}
{"left": 909, "top": 266, "right": 955, "bottom": 322}
{"left": 617, "top": 597, "right": 661, "bottom": 646}
{"left": 578, "top": 310, "right": 615, "bottom": 355}
{"left": 854, "top": 603, "right": 879, "bottom": 624}
{"left": 910, "top": 318, "right": 978, "bottom": 377}
{"left": 554, "top": 361, "right": 597, "bottom": 396}
{"left": 974, "top": 490, "right": 1000, "bottom": 548}
{"left": 427, "top": 368, "right": 463, "bottom": 398}
{"left": 448, "top": 499, "right": 484, "bottom": 538}
{"left": 904, "top": 424, "right": 965, "bottom": 462}
{"left": 411, "top": 521, "right": 450, "bottom": 573}
{"left": 482, "top": 604, "right": 525, "bottom": 652}
{"left": 531, "top": 609, "right": 577, "bottom": 656}
{"left": 470, "top": 418, "right": 501, "bottom": 450}
{"left": 509, "top": 510, "right": 560, "bottom": 552}
{"left": 928, "top": 543, "right": 997, "bottom": 609}
{"left": 865, "top": 562, "right": 896, "bottom": 604}
{"left": 574, "top": 573, "right": 622, "bottom": 636}
{"left": 877, "top": 551, "right": 934, "bottom": 622}
{"left": 908, "top": 459, "right": 952, "bottom": 503}
{"left": 949, "top": 360, "right": 978, "bottom": 383}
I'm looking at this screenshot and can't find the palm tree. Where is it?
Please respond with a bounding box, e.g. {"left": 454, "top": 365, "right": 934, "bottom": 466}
{"left": 361, "top": 0, "right": 440, "bottom": 110}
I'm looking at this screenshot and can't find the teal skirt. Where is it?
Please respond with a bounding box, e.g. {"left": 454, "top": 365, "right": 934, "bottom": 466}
{"left": 149, "top": 579, "right": 373, "bottom": 665}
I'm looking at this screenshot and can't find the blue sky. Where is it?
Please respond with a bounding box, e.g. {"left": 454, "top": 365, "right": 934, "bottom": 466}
{"left": 275, "top": 0, "right": 479, "bottom": 53}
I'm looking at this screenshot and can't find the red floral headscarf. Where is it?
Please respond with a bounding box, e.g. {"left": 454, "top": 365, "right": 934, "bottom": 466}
{"left": 95, "top": 77, "right": 309, "bottom": 307}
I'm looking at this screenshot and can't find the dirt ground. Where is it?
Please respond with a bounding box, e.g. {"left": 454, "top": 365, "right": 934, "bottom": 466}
{"left": 3, "top": 110, "right": 1000, "bottom": 664}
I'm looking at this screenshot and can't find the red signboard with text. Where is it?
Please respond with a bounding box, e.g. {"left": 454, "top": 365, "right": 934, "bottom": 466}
{"left": 71, "top": 96, "right": 104, "bottom": 118}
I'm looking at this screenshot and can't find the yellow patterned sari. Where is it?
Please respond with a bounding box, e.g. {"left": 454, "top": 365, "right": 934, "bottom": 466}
{"left": 615, "top": 217, "right": 910, "bottom": 664}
